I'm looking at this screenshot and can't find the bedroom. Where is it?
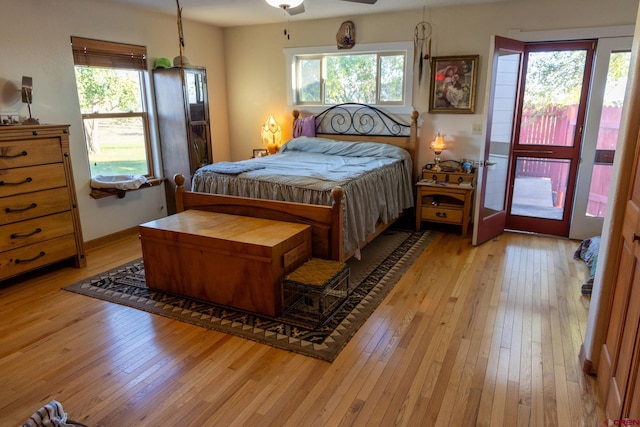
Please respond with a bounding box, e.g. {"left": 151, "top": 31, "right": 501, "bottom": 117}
{"left": 0, "top": 0, "right": 639, "bottom": 424}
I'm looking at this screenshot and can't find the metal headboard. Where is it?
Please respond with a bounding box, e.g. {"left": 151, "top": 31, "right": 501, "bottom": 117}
{"left": 313, "top": 103, "right": 412, "bottom": 137}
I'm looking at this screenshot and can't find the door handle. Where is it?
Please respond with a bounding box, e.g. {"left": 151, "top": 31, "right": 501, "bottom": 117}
{"left": 485, "top": 161, "right": 496, "bottom": 166}
{"left": 633, "top": 233, "right": 640, "bottom": 242}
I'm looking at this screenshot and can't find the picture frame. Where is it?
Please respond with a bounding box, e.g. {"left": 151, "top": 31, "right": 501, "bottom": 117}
{"left": 253, "top": 148, "right": 268, "bottom": 158}
{"left": 429, "top": 55, "right": 479, "bottom": 114}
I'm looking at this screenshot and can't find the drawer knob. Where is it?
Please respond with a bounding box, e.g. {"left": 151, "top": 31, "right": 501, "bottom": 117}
{"left": 0, "top": 177, "right": 32, "bottom": 186}
{"left": 11, "top": 228, "right": 42, "bottom": 239}
{"left": 15, "top": 251, "right": 45, "bottom": 264}
{"left": 436, "top": 212, "right": 447, "bottom": 218}
{"left": 0, "top": 150, "right": 27, "bottom": 159}
{"left": 6, "top": 203, "right": 37, "bottom": 213}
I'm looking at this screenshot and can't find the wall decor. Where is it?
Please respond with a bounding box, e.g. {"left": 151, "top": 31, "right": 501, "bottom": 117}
{"left": 429, "top": 55, "right": 479, "bottom": 114}
{"left": 337, "top": 21, "right": 355, "bottom": 49}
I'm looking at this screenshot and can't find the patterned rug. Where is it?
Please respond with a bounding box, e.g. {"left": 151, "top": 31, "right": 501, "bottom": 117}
{"left": 64, "top": 227, "right": 435, "bottom": 362}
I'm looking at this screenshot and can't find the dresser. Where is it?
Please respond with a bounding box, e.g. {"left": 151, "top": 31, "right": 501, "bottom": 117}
{"left": 0, "top": 125, "right": 85, "bottom": 280}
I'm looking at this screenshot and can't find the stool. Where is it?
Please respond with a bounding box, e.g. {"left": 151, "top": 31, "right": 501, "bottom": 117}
{"left": 282, "top": 258, "right": 350, "bottom": 325}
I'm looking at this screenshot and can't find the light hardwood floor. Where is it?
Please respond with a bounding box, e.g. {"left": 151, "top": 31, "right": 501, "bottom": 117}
{"left": 0, "top": 229, "right": 604, "bottom": 426}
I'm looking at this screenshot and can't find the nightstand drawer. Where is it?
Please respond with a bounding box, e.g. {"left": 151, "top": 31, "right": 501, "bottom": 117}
{"left": 420, "top": 206, "right": 463, "bottom": 224}
{"left": 448, "top": 172, "right": 475, "bottom": 185}
{"left": 422, "top": 171, "right": 448, "bottom": 182}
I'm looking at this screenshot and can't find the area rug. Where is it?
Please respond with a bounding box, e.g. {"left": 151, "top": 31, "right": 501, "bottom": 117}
{"left": 64, "top": 227, "right": 435, "bottom": 362}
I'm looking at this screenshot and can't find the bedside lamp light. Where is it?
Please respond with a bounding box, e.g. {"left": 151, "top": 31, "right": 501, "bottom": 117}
{"left": 430, "top": 131, "right": 447, "bottom": 172}
{"left": 262, "top": 114, "right": 282, "bottom": 154}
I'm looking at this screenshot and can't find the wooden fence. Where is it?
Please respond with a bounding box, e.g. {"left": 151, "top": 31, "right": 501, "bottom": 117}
{"left": 517, "top": 105, "right": 622, "bottom": 216}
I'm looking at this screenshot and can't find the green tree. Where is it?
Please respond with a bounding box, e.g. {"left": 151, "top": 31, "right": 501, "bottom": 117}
{"left": 324, "top": 54, "right": 376, "bottom": 104}
{"left": 74, "top": 66, "right": 140, "bottom": 153}
{"left": 523, "top": 50, "right": 587, "bottom": 110}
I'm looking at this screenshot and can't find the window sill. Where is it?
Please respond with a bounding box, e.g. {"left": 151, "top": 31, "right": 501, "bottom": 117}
{"left": 89, "top": 178, "right": 164, "bottom": 199}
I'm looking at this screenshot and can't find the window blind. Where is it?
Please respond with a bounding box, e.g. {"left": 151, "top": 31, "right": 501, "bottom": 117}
{"left": 71, "top": 36, "right": 147, "bottom": 70}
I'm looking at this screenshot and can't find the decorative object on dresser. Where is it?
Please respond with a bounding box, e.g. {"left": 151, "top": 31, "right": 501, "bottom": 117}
{"left": 153, "top": 65, "right": 211, "bottom": 214}
{"left": 0, "top": 125, "right": 85, "bottom": 280}
{"left": 20, "top": 76, "right": 39, "bottom": 125}
{"left": 416, "top": 167, "right": 477, "bottom": 235}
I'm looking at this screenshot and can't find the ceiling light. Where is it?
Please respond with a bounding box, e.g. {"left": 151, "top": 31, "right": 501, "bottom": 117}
{"left": 265, "top": 0, "right": 304, "bottom": 9}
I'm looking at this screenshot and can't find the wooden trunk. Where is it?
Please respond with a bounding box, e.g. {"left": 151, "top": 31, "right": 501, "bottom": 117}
{"left": 139, "top": 210, "right": 311, "bottom": 317}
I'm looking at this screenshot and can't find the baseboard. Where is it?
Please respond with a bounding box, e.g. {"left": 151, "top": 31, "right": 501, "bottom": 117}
{"left": 84, "top": 226, "right": 140, "bottom": 252}
{"left": 579, "top": 344, "right": 596, "bottom": 376}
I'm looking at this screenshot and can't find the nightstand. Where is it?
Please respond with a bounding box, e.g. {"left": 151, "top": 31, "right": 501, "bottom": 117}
{"left": 415, "top": 169, "right": 477, "bottom": 235}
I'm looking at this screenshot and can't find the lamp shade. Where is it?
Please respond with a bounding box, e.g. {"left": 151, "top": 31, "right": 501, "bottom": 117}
{"left": 430, "top": 132, "right": 447, "bottom": 155}
{"left": 262, "top": 114, "right": 282, "bottom": 154}
{"left": 265, "top": 0, "right": 304, "bottom": 8}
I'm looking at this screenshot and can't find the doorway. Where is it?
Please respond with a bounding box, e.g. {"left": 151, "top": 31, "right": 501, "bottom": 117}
{"left": 506, "top": 41, "right": 595, "bottom": 237}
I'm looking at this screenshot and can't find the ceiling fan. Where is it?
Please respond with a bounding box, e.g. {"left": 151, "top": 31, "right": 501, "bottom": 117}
{"left": 265, "top": 0, "right": 377, "bottom": 16}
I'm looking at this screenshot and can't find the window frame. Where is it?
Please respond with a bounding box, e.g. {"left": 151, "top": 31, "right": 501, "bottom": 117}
{"left": 285, "top": 41, "right": 414, "bottom": 114}
{"left": 71, "top": 37, "right": 155, "bottom": 179}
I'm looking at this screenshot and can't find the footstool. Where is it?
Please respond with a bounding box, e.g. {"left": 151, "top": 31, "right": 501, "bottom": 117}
{"left": 282, "top": 258, "right": 350, "bottom": 325}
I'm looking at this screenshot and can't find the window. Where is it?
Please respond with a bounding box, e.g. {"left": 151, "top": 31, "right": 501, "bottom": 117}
{"left": 71, "top": 36, "right": 153, "bottom": 178}
{"left": 285, "top": 42, "right": 414, "bottom": 113}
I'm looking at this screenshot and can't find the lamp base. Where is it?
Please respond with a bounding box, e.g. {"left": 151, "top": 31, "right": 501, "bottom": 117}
{"left": 22, "top": 117, "right": 40, "bottom": 125}
{"left": 433, "top": 156, "right": 442, "bottom": 172}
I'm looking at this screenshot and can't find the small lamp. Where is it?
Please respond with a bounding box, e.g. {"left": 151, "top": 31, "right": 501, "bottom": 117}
{"left": 262, "top": 114, "right": 282, "bottom": 154}
{"left": 430, "top": 131, "right": 447, "bottom": 172}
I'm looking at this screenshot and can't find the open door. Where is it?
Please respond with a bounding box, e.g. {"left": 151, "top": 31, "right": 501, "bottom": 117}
{"left": 473, "top": 36, "right": 524, "bottom": 245}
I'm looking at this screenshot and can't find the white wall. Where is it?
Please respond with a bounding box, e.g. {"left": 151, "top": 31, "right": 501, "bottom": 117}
{"left": 0, "top": 0, "right": 228, "bottom": 242}
{"left": 223, "top": 0, "right": 638, "bottom": 170}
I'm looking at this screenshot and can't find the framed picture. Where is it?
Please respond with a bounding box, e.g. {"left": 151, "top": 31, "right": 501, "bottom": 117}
{"left": 429, "top": 55, "right": 479, "bottom": 114}
{"left": 253, "top": 148, "right": 268, "bottom": 158}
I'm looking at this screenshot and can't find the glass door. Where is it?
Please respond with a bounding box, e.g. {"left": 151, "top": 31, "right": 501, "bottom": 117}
{"left": 570, "top": 37, "right": 632, "bottom": 240}
{"left": 506, "top": 41, "right": 595, "bottom": 237}
{"left": 473, "top": 36, "right": 523, "bottom": 246}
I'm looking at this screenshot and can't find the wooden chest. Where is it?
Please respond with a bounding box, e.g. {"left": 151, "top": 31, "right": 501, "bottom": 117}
{"left": 0, "top": 125, "right": 85, "bottom": 280}
{"left": 139, "top": 210, "right": 312, "bottom": 317}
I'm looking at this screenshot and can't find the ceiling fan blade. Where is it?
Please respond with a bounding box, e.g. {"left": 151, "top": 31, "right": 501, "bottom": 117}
{"left": 286, "top": 3, "right": 305, "bottom": 15}
{"left": 341, "top": 0, "right": 377, "bottom": 4}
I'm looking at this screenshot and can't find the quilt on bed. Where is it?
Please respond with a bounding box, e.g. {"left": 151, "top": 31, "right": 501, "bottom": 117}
{"left": 192, "top": 137, "right": 414, "bottom": 255}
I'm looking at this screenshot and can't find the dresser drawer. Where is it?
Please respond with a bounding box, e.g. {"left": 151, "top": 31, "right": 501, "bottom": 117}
{"left": 0, "top": 164, "right": 67, "bottom": 198}
{"left": 420, "top": 206, "right": 463, "bottom": 224}
{"left": 0, "top": 187, "right": 71, "bottom": 225}
{"left": 0, "top": 211, "right": 74, "bottom": 252}
{"left": 0, "top": 234, "right": 77, "bottom": 280}
{"left": 0, "top": 138, "right": 63, "bottom": 169}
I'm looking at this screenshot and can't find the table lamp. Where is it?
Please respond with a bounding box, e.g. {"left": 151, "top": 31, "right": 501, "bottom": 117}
{"left": 430, "top": 131, "right": 447, "bottom": 172}
{"left": 261, "top": 114, "right": 282, "bottom": 154}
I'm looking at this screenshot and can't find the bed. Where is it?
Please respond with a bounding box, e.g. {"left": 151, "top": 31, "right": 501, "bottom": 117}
{"left": 174, "top": 103, "right": 420, "bottom": 262}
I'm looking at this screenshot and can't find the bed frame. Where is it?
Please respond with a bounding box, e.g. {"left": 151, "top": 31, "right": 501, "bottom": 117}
{"left": 174, "top": 103, "right": 420, "bottom": 262}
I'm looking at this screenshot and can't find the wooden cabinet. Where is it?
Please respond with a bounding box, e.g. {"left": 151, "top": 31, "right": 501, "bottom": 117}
{"left": 153, "top": 66, "right": 211, "bottom": 214}
{"left": 415, "top": 169, "right": 476, "bottom": 235}
{"left": 0, "top": 125, "right": 85, "bottom": 280}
